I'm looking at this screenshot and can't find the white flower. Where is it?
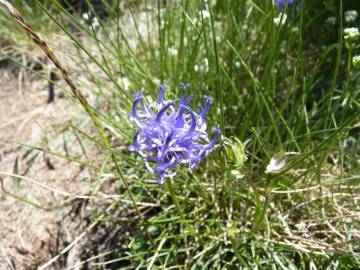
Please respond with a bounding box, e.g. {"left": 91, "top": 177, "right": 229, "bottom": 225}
{"left": 235, "top": 61, "right": 241, "bottom": 68}
{"left": 168, "top": 46, "right": 178, "bottom": 56}
{"left": 153, "top": 78, "right": 161, "bottom": 85}
{"left": 91, "top": 17, "right": 99, "bottom": 28}
{"left": 326, "top": 16, "right": 336, "bottom": 25}
{"left": 119, "top": 77, "right": 131, "bottom": 91}
{"left": 353, "top": 55, "right": 360, "bottom": 68}
{"left": 82, "top": 13, "right": 89, "bottom": 20}
{"left": 199, "top": 10, "right": 211, "bottom": 19}
{"left": 203, "top": 58, "right": 209, "bottom": 68}
{"left": 265, "top": 154, "right": 286, "bottom": 174}
{"left": 345, "top": 10, "right": 358, "bottom": 23}
{"left": 194, "top": 58, "right": 209, "bottom": 73}
{"left": 344, "top": 27, "right": 360, "bottom": 40}
{"left": 274, "top": 13, "right": 287, "bottom": 26}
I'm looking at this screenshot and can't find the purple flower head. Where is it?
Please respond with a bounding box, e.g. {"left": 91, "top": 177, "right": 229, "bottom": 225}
{"left": 276, "top": 0, "right": 294, "bottom": 8}
{"left": 128, "top": 84, "right": 220, "bottom": 184}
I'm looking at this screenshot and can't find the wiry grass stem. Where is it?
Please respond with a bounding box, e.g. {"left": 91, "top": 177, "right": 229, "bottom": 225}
{"left": 0, "top": 0, "right": 105, "bottom": 142}
{"left": 165, "top": 179, "right": 197, "bottom": 237}
{"left": 0, "top": 0, "right": 153, "bottom": 266}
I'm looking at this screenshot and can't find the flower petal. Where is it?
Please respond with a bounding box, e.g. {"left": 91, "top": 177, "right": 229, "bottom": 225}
{"left": 129, "top": 84, "right": 220, "bottom": 183}
{"left": 157, "top": 85, "right": 165, "bottom": 104}
{"left": 156, "top": 102, "right": 175, "bottom": 123}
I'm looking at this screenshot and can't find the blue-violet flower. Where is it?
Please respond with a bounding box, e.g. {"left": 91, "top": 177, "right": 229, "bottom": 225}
{"left": 276, "top": 0, "right": 294, "bottom": 8}
{"left": 128, "top": 84, "right": 220, "bottom": 184}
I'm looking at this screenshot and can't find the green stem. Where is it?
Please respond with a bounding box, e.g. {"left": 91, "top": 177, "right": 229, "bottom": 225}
{"left": 0, "top": 0, "right": 154, "bottom": 246}
{"left": 165, "top": 179, "right": 196, "bottom": 236}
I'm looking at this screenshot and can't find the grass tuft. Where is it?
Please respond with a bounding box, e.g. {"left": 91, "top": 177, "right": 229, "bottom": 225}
{"left": 1, "top": 0, "right": 360, "bottom": 268}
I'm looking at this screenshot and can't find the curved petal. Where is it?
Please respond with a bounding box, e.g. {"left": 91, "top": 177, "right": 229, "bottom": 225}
{"left": 175, "top": 105, "right": 185, "bottom": 128}
{"left": 156, "top": 102, "right": 175, "bottom": 123}
{"left": 158, "top": 132, "right": 173, "bottom": 160}
{"left": 129, "top": 84, "right": 220, "bottom": 183}
{"left": 199, "top": 125, "right": 220, "bottom": 159}
{"left": 128, "top": 97, "right": 143, "bottom": 125}
{"left": 155, "top": 156, "right": 177, "bottom": 184}
{"left": 179, "top": 83, "right": 192, "bottom": 105}
{"left": 157, "top": 85, "right": 166, "bottom": 104}
{"left": 200, "top": 96, "right": 212, "bottom": 119}
{"left": 129, "top": 94, "right": 151, "bottom": 126}
{"left": 209, "top": 125, "right": 221, "bottom": 148}
{"left": 131, "top": 130, "right": 142, "bottom": 150}
{"left": 180, "top": 105, "right": 197, "bottom": 138}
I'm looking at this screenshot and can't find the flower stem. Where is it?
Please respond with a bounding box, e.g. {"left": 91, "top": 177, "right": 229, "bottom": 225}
{"left": 165, "top": 179, "right": 196, "bottom": 236}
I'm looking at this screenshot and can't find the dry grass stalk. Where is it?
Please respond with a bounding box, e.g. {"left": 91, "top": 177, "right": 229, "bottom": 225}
{"left": 0, "top": 2, "right": 153, "bottom": 268}
{"left": 0, "top": 0, "right": 108, "bottom": 144}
